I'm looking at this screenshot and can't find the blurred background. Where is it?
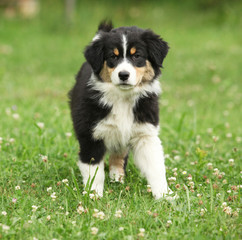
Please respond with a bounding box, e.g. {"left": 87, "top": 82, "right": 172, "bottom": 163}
{"left": 0, "top": 0, "right": 241, "bottom": 141}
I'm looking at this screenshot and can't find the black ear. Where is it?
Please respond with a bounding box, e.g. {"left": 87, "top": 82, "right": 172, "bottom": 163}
{"left": 84, "top": 39, "right": 104, "bottom": 74}
{"left": 98, "top": 20, "right": 113, "bottom": 32}
{"left": 142, "top": 30, "right": 169, "bottom": 68}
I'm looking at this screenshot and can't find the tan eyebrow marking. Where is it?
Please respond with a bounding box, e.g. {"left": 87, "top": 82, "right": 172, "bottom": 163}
{"left": 114, "top": 48, "right": 119, "bottom": 56}
{"left": 130, "top": 47, "right": 136, "bottom": 55}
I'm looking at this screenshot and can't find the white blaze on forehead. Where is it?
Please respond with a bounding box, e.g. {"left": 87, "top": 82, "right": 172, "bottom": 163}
{"left": 122, "top": 34, "right": 128, "bottom": 58}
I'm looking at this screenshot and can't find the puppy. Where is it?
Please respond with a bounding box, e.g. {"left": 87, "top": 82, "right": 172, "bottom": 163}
{"left": 69, "top": 21, "right": 169, "bottom": 199}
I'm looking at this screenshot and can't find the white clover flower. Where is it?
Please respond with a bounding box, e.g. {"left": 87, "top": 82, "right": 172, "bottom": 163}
{"left": 65, "top": 211, "right": 69, "bottom": 216}
{"left": 236, "top": 137, "right": 241, "bottom": 143}
{"left": 73, "top": 187, "right": 77, "bottom": 191}
{"left": 37, "top": 122, "right": 44, "bottom": 129}
{"left": 172, "top": 168, "right": 177, "bottom": 172}
{"left": 187, "top": 176, "right": 192, "bottom": 181}
{"left": 207, "top": 163, "right": 213, "bottom": 170}
{"left": 188, "top": 181, "right": 194, "bottom": 187}
{"left": 2, "top": 224, "right": 10, "bottom": 232}
{"left": 222, "top": 179, "right": 227, "bottom": 184}
{"left": 82, "top": 190, "right": 87, "bottom": 195}
{"left": 147, "top": 184, "right": 152, "bottom": 192}
{"left": 197, "top": 194, "right": 202, "bottom": 198}
{"left": 72, "top": 221, "right": 76, "bottom": 226}
{"left": 200, "top": 208, "right": 207, "bottom": 216}
{"left": 33, "top": 237, "right": 38, "bottom": 240}
{"left": 1, "top": 211, "right": 7, "bottom": 216}
{"left": 9, "top": 138, "right": 15, "bottom": 143}
{"left": 51, "top": 192, "right": 57, "bottom": 201}
{"left": 47, "top": 215, "right": 51, "bottom": 221}
{"left": 174, "top": 155, "right": 180, "bottom": 161}
{"left": 223, "top": 206, "right": 232, "bottom": 215}
{"left": 164, "top": 154, "right": 170, "bottom": 159}
{"left": 15, "top": 185, "right": 21, "bottom": 190}
{"left": 167, "top": 220, "right": 172, "bottom": 225}
{"left": 119, "top": 227, "right": 124, "bottom": 231}
{"left": 47, "top": 187, "right": 52, "bottom": 192}
{"left": 12, "top": 113, "right": 20, "bottom": 119}
{"left": 216, "top": 193, "right": 221, "bottom": 198}
{"left": 28, "top": 220, "right": 33, "bottom": 224}
{"left": 212, "top": 136, "right": 219, "bottom": 142}
{"left": 138, "top": 228, "right": 145, "bottom": 237}
{"left": 115, "top": 210, "right": 123, "bottom": 218}
{"left": 65, "top": 132, "right": 72, "bottom": 138}
{"left": 227, "top": 190, "right": 231, "bottom": 193}
{"left": 62, "top": 179, "right": 68, "bottom": 184}
{"left": 182, "top": 171, "right": 187, "bottom": 175}
{"left": 77, "top": 205, "right": 85, "bottom": 214}
{"left": 91, "top": 227, "right": 98, "bottom": 235}
{"left": 207, "top": 128, "right": 213, "bottom": 134}
{"left": 41, "top": 155, "right": 48, "bottom": 162}
{"left": 32, "top": 205, "right": 38, "bottom": 212}
{"left": 226, "top": 133, "right": 232, "bottom": 138}
{"left": 97, "top": 211, "right": 105, "bottom": 220}
{"left": 168, "top": 177, "right": 176, "bottom": 182}
{"left": 89, "top": 193, "right": 98, "bottom": 200}
{"left": 228, "top": 159, "right": 234, "bottom": 166}
{"left": 221, "top": 202, "right": 227, "bottom": 207}
{"left": 173, "top": 172, "right": 178, "bottom": 176}
{"left": 0, "top": 137, "right": 3, "bottom": 144}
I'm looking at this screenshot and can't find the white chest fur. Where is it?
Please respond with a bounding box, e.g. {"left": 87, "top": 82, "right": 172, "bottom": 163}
{"left": 93, "top": 97, "right": 135, "bottom": 152}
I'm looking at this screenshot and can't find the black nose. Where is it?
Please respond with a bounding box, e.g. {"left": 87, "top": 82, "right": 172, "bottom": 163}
{"left": 118, "top": 71, "right": 130, "bottom": 81}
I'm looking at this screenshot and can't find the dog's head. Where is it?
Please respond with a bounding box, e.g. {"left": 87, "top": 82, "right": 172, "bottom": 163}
{"left": 85, "top": 21, "right": 169, "bottom": 90}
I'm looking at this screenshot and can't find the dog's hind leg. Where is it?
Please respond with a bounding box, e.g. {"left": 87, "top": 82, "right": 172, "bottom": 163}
{"left": 109, "top": 152, "right": 128, "bottom": 183}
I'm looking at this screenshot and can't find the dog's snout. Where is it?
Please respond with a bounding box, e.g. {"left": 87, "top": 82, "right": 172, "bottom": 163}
{"left": 118, "top": 71, "right": 130, "bottom": 81}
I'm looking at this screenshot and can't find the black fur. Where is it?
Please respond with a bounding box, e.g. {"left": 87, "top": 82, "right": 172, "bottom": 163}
{"left": 69, "top": 62, "right": 111, "bottom": 164}
{"left": 133, "top": 93, "right": 159, "bottom": 126}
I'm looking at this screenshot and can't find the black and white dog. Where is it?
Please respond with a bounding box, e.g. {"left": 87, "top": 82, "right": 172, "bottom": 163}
{"left": 69, "top": 21, "right": 170, "bottom": 199}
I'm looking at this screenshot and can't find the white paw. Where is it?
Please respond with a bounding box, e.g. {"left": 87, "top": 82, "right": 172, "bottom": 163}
{"left": 153, "top": 187, "right": 179, "bottom": 200}
{"left": 109, "top": 167, "right": 124, "bottom": 183}
{"left": 90, "top": 184, "right": 104, "bottom": 197}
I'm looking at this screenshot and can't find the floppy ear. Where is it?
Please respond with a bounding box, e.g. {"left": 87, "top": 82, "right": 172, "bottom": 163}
{"left": 142, "top": 30, "right": 169, "bottom": 68}
{"left": 84, "top": 39, "right": 104, "bottom": 74}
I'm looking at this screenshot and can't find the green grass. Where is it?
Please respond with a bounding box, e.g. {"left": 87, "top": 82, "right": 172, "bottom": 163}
{"left": 0, "top": 1, "right": 241, "bottom": 239}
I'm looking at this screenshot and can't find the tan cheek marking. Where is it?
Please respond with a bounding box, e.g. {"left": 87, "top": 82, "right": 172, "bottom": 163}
{"left": 135, "top": 60, "right": 155, "bottom": 85}
{"left": 114, "top": 48, "right": 119, "bottom": 56}
{"left": 130, "top": 47, "right": 136, "bottom": 55}
{"left": 100, "top": 61, "right": 114, "bottom": 83}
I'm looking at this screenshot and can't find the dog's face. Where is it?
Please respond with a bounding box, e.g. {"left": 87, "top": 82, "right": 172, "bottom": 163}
{"left": 85, "top": 23, "right": 169, "bottom": 90}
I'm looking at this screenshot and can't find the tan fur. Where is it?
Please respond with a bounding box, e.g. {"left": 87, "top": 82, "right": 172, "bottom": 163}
{"left": 130, "top": 47, "right": 136, "bottom": 55}
{"left": 114, "top": 48, "right": 119, "bottom": 56}
{"left": 100, "top": 61, "right": 114, "bottom": 82}
{"left": 109, "top": 152, "right": 127, "bottom": 181}
{"left": 136, "top": 60, "right": 155, "bottom": 85}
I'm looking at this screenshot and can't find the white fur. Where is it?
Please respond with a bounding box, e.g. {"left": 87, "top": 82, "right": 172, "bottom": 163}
{"left": 109, "top": 166, "right": 124, "bottom": 183}
{"left": 92, "top": 34, "right": 100, "bottom": 42}
{"left": 111, "top": 59, "right": 137, "bottom": 87}
{"left": 122, "top": 34, "right": 127, "bottom": 58}
{"left": 77, "top": 160, "right": 104, "bottom": 197}
{"left": 131, "top": 123, "right": 168, "bottom": 199}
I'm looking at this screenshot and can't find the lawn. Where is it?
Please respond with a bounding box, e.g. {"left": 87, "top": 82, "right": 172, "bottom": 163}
{"left": 0, "top": 1, "right": 241, "bottom": 239}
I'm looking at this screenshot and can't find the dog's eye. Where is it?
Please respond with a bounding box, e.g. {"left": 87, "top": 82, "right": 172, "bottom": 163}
{"left": 111, "top": 55, "right": 118, "bottom": 60}
{"left": 132, "top": 54, "right": 140, "bottom": 59}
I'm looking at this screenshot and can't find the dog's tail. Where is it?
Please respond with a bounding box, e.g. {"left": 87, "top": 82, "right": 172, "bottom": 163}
{"left": 98, "top": 20, "right": 113, "bottom": 32}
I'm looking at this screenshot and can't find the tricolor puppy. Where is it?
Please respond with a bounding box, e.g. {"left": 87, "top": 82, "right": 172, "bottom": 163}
{"left": 69, "top": 21, "right": 169, "bottom": 199}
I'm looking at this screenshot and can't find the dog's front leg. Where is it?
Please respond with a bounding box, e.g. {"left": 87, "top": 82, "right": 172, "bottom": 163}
{"left": 78, "top": 160, "right": 105, "bottom": 197}
{"left": 132, "top": 130, "right": 168, "bottom": 199}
